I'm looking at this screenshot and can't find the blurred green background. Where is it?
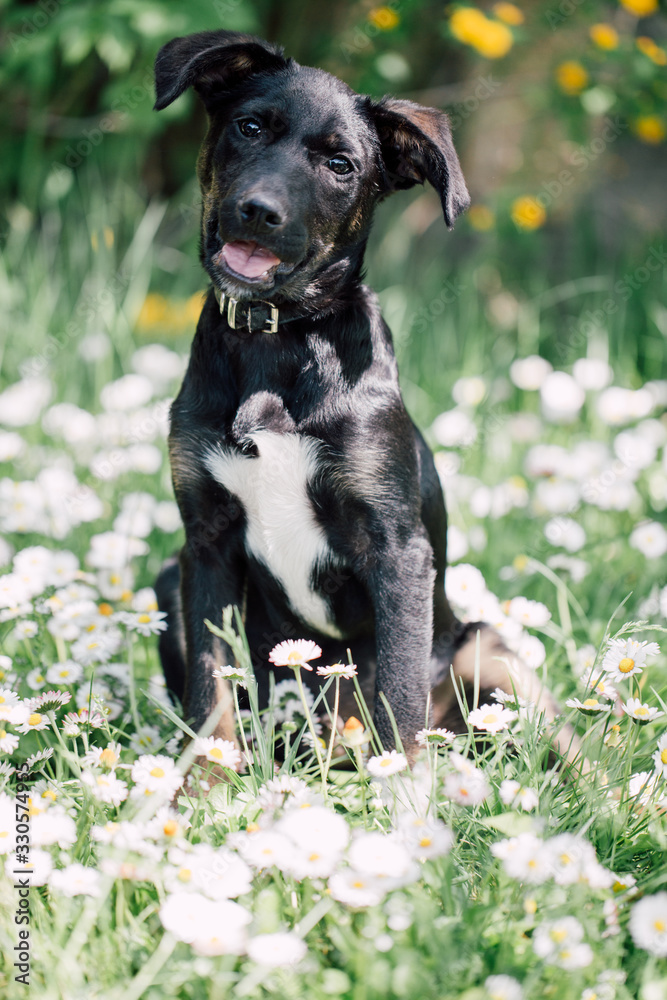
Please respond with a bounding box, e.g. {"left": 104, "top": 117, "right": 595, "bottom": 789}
{"left": 1, "top": 0, "right": 666, "bottom": 425}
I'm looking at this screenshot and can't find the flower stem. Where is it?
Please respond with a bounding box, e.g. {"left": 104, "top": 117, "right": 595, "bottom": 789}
{"left": 323, "top": 676, "right": 340, "bottom": 786}
{"left": 293, "top": 667, "right": 327, "bottom": 793}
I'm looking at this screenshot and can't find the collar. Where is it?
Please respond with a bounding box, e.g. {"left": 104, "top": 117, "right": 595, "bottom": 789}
{"left": 213, "top": 286, "right": 283, "bottom": 334}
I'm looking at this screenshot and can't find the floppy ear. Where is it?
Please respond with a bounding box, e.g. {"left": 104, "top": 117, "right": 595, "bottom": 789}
{"left": 371, "top": 97, "right": 470, "bottom": 229}
{"left": 154, "top": 30, "right": 290, "bottom": 112}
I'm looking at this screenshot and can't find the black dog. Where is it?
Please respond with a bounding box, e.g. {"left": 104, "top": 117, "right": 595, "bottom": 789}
{"left": 153, "top": 31, "right": 556, "bottom": 765}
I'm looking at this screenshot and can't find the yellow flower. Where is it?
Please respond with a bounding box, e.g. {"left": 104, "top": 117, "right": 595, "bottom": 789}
{"left": 635, "top": 115, "right": 666, "bottom": 144}
{"left": 450, "top": 7, "right": 514, "bottom": 58}
{"left": 136, "top": 291, "right": 205, "bottom": 335}
{"left": 619, "top": 0, "right": 658, "bottom": 16}
{"left": 368, "top": 6, "right": 400, "bottom": 30}
{"left": 589, "top": 24, "right": 619, "bottom": 50}
{"left": 556, "top": 60, "right": 589, "bottom": 94}
{"left": 511, "top": 196, "right": 546, "bottom": 231}
{"left": 467, "top": 204, "right": 495, "bottom": 230}
{"left": 636, "top": 36, "right": 667, "bottom": 65}
{"left": 493, "top": 2, "right": 524, "bottom": 25}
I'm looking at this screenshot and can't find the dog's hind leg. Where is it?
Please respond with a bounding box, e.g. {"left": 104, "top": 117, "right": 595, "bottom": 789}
{"left": 155, "top": 553, "right": 187, "bottom": 705}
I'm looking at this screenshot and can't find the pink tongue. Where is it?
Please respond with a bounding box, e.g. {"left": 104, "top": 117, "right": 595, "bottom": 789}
{"left": 221, "top": 241, "right": 281, "bottom": 279}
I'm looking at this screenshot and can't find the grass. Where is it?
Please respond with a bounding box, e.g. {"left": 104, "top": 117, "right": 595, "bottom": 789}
{"left": 0, "top": 174, "right": 666, "bottom": 999}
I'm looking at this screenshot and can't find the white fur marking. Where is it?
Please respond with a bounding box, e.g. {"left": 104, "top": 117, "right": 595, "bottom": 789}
{"left": 204, "top": 431, "right": 342, "bottom": 638}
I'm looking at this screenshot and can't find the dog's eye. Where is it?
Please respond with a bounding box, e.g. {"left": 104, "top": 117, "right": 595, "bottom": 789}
{"left": 326, "top": 156, "right": 353, "bottom": 175}
{"left": 238, "top": 118, "right": 262, "bottom": 138}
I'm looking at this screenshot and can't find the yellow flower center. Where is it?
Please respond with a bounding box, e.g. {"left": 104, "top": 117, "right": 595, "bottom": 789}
{"left": 482, "top": 713, "right": 498, "bottom": 724}
{"left": 380, "top": 758, "right": 392, "bottom": 767}
{"left": 163, "top": 820, "right": 178, "bottom": 836}
{"left": 178, "top": 868, "right": 192, "bottom": 882}
{"left": 138, "top": 614, "right": 151, "bottom": 624}
{"left": 660, "top": 749, "right": 667, "bottom": 765}
{"left": 208, "top": 747, "right": 223, "bottom": 761}
{"left": 287, "top": 651, "right": 303, "bottom": 664}
{"left": 654, "top": 919, "right": 666, "bottom": 932}
{"left": 0, "top": 696, "right": 5, "bottom": 703}
{"left": 28, "top": 713, "right": 42, "bottom": 726}
{"left": 100, "top": 748, "right": 118, "bottom": 767}
{"left": 550, "top": 928, "right": 567, "bottom": 943}
{"left": 419, "top": 837, "right": 432, "bottom": 848}
{"left": 352, "top": 880, "right": 365, "bottom": 889}
{"left": 42, "top": 790, "right": 57, "bottom": 801}
{"left": 98, "top": 603, "right": 113, "bottom": 616}
{"left": 0, "top": 831, "right": 8, "bottom": 838}
{"left": 0, "top": 730, "right": 6, "bottom": 739}
{"left": 150, "top": 766, "right": 165, "bottom": 778}
{"left": 634, "top": 706, "right": 649, "bottom": 717}
{"left": 618, "top": 657, "right": 635, "bottom": 673}
{"left": 308, "top": 852, "right": 321, "bottom": 862}
{"left": 583, "top": 699, "right": 599, "bottom": 708}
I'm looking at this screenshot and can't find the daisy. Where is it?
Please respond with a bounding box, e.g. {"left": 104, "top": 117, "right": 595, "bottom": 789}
{"left": 484, "top": 975, "right": 524, "bottom": 1000}
{"left": 13, "top": 620, "right": 38, "bottom": 640}
{"left": 247, "top": 932, "right": 307, "bottom": 968}
{"left": 367, "top": 750, "right": 408, "bottom": 777}
{"left": 468, "top": 703, "right": 517, "bottom": 734}
{"left": 268, "top": 639, "right": 322, "bottom": 670}
{"left": 46, "top": 661, "right": 84, "bottom": 686}
{"left": 653, "top": 733, "right": 667, "bottom": 778}
{"left": 499, "top": 779, "right": 539, "bottom": 812}
{"left": 26, "top": 748, "right": 54, "bottom": 769}
{"left": 602, "top": 637, "right": 660, "bottom": 682}
{"left": 416, "top": 727, "right": 456, "bottom": 748}
{"left": 623, "top": 699, "right": 663, "bottom": 725}
{"left": 491, "top": 833, "right": 551, "bottom": 885}
{"left": 395, "top": 814, "right": 454, "bottom": 860}
{"left": 213, "top": 664, "right": 250, "bottom": 686}
{"left": 129, "top": 725, "right": 161, "bottom": 754}
{"left": 328, "top": 869, "right": 387, "bottom": 908}
{"left": 130, "top": 754, "right": 183, "bottom": 799}
{"left": 256, "top": 775, "right": 312, "bottom": 812}
{"left": 117, "top": 610, "right": 168, "bottom": 636}
{"left": 565, "top": 696, "right": 612, "bottom": 716}
{"left": 279, "top": 804, "right": 350, "bottom": 855}
{"left": 316, "top": 662, "right": 358, "bottom": 679}
{"left": 0, "top": 728, "right": 19, "bottom": 754}
{"left": 16, "top": 711, "right": 50, "bottom": 734}
{"left": 25, "top": 668, "right": 48, "bottom": 691}
{"left": 82, "top": 742, "right": 123, "bottom": 770}
{"left": 443, "top": 768, "right": 490, "bottom": 807}
{"left": 507, "top": 597, "right": 551, "bottom": 627}
{"left": 629, "top": 892, "right": 667, "bottom": 957}
{"left": 630, "top": 521, "right": 667, "bottom": 560}
{"left": 81, "top": 771, "right": 128, "bottom": 806}
{"left": 0, "top": 688, "right": 26, "bottom": 724}
{"left": 30, "top": 690, "right": 71, "bottom": 712}
{"left": 163, "top": 894, "right": 251, "bottom": 956}
{"left": 628, "top": 771, "right": 659, "bottom": 805}
{"left": 50, "top": 863, "right": 102, "bottom": 897}
{"left": 31, "top": 805, "right": 76, "bottom": 848}
{"left": 532, "top": 916, "right": 589, "bottom": 963}
{"left": 193, "top": 737, "right": 241, "bottom": 770}
{"left": 233, "top": 829, "right": 296, "bottom": 872}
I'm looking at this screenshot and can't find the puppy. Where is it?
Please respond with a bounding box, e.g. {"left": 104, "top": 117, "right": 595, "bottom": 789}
{"left": 153, "top": 31, "right": 564, "bottom": 765}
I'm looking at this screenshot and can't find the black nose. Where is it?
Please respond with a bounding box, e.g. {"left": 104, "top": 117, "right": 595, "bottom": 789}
{"left": 237, "top": 197, "right": 285, "bottom": 232}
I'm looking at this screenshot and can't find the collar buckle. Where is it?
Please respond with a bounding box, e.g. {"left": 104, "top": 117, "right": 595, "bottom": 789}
{"left": 218, "top": 291, "right": 279, "bottom": 334}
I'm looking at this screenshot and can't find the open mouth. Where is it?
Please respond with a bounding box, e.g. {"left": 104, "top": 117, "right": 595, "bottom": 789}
{"left": 216, "top": 240, "right": 282, "bottom": 281}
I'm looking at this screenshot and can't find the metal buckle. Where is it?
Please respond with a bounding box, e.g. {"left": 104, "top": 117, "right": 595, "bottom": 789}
{"left": 218, "top": 292, "right": 279, "bottom": 334}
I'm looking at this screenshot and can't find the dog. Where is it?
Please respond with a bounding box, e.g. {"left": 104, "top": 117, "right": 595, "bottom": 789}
{"left": 153, "top": 30, "right": 564, "bottom": 766}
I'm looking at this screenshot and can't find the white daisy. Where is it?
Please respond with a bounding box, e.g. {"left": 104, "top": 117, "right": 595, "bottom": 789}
{"left": 49, "top": 863, "right": 101, "bottom": 897}
{"left": 193, "top": 737, "right": 241, "bottom": 770}
{"left": 485, "top": 974, "right": 524, "bottom": 1000}
{"left": 467, "top": 703, "right": 517, "bottom": 734}
{"left": 499, "top": 779, "right": 539, "bottom": 812}
{"left": 602, "top": 637, "right": 660, "bottom": 682}
{"left": 622, "top": 699, "right": 663, "bottom": 725}
{"left": 507, "top": 597, "right": 551, "bottom": 627}
{"left": 316, "top": 662, "right": 358, "bottom": 679}
{"left": 0, "top": 728, "right": 19, "bottom": 754}
{"left": 247, "top": 931, "right": 307, "bottom": 967}
{"left": 629, "top": 892, "right": 667, "bottom": 957}
{"left": 278, "top": 804, "right": 350, "bottom": 855}
{"left": 443, "top": 762, "right": 490, "bottom": 807}
{"left": 416, "top": 727, "right": 456, "bottom": 748}
{"left": 395, "top": 814, "right": 454, "bottom": 860}
{"left": 328, "top": 869, "right": 387, "bottom": 908}
{"left": 45, "top": 660, "right": 84, "bottom": 686}
{"left": 491, "top": 833, "right": 551, "bottom": 885}
{"left": 628, "top": 771, "right": 659, "bottom": 805}
{"left": 233, "top": 829, "right": 296, "bottom": 873}
{"left": 130, "top": 754, "right": 183, "bottom": 799}
{"left": 16, "top": 710, "right": 50, "bottom": 734}
{"left": 653, "top": 733, "right": 667, "bottom": 778}
{"left": 81, "top": 771, "right": 128, "bottom": 806}
{"left": 13, "top": 619, "right": 38, "bottom": 640}
{"left": 117, "top": 610, "right": 168, "bottom": 636}
{"left": 565, "top": 697, "right": 612, "bottom": 716}
{"left": 213, "top": 664, "right": 250, "bottom": 686}
{"left": 630, "top": 521, "right": 667, "bottom": 560}
{"left": 82, "top": 742, "right": 122, "bottom": 770}
{"left": 366, "top": 750, "right": 408, "bottom": 777}
{"left": 268, "top": 639, "right": 322, "bottom": 670}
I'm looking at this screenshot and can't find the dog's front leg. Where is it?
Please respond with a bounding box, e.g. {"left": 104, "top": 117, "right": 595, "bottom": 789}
{"left": 179, "top": 542, "right": 244, "bottom": 746}
{"left": 368, "top": 534, "right": 436, "bottom": 763}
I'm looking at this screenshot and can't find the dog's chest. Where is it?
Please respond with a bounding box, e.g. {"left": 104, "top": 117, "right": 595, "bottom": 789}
{"left": 204, "top": 430, "right": 342, "bottom": 637}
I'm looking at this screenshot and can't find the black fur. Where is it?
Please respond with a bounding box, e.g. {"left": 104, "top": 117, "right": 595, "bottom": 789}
{"left": 153, "top": 30, "right": 483, "bottom": 760}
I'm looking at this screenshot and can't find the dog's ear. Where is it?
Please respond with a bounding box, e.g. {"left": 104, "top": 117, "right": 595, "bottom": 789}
{"left": 371, "top": 97, "right": 470, "bottom": 229}
{"left": 154, "top": 31, "right": 289, "bottom": 113}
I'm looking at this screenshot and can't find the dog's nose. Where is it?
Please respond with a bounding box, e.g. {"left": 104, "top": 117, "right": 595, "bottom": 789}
{"left": 237, "top": 197, "right": 284, "bottom": 231}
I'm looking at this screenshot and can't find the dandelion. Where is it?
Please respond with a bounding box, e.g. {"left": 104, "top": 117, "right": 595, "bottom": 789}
{"left": 268, "top": 639, "right": 322, "bottom": 670}
{"left": 247, "top": 932, "right": 307, "bottom": 967}
{"left": 492, "top": 3, "right": 523, "bottom": 25}
{"left": 368, "top": 6, "right": 400, "bottom": 30}
{"left": 366, "top": 750, "right": 408, "bottom": 777}
{"left": 629, "top": 892, "right": 667, "bottom": 957}
{"left": 467, "top": 204, "right": 495, "bottom": 231}
{"left": 623, "top": 698, "right": 663, "bottom": 725}
{"left": 468, "top": 703, "right": 517, "bottom": 734}
{"left": 416, "top": 727, "right": 456, "bottom": 748}
{"left": 635, "top": 116, "right": 666, "bottom": 145}
{"left": 589, "top": 24, "right": 619, "bottom": 49}
{"left": 193, "top": 737, "right": 241, "bottom": 770}
{"left": 620, "top": 0, "right": 658, "bottom": 16}
{"left": 450, "top": 7, "right": 513, "bottom": 59}
{"left": 556, "top": 61, "right": 588, "bottom": 95}
{"left": 636, "top": 36, "right": 667, "bottom": 65}
{"left": 316, "top": 662, "right": 357, "bottom": 679}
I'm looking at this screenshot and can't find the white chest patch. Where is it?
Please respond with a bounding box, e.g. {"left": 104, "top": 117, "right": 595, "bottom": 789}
{"left": 204, "top": 430, "right": 342, "bottom": 638}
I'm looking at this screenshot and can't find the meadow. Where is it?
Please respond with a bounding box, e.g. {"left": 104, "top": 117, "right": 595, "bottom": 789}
{"left": 0, "top": 162, "right": 665, "bottom": 999}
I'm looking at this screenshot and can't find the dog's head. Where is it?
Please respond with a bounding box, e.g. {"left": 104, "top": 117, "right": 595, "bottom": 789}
{"left": 154, "top": 31, "right": 470, "bottom": 305}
